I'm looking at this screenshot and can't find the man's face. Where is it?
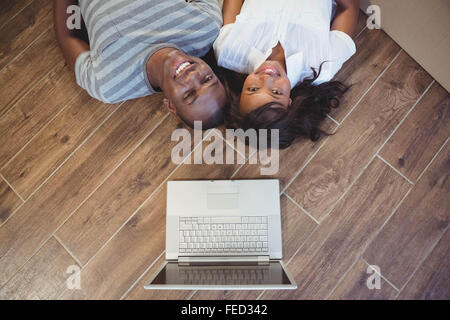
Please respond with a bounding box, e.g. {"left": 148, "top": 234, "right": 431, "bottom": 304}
{"left": 160, "top": 50, "right": 226, "bottom": 127}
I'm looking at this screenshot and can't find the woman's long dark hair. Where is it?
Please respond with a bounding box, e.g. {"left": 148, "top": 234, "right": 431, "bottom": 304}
{"left": 215, "top": 62, "right": 348, "bottom": 149}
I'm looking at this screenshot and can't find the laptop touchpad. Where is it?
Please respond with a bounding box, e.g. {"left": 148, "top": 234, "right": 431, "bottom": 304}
{"left": 207, "top": 193, "right": 239, "bottom": 210}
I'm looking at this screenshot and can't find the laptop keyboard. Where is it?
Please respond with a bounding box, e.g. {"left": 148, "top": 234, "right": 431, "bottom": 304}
{"left": 179, "top": 216, "right": 269, "bottom": 255}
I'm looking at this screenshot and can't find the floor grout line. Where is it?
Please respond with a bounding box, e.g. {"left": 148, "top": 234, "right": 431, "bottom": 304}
{"left": 394, "top": 225, "right": 449, "bottom": 299}
{"left": 0, "top": 90, "right": 83, "bottom": 172}
{"left": 0, "top": 173, "right": 25, "bottom": 202}
{"left": 373, "top": 79, "right": 435, "bottom": 161}
{"left": 339, "top": 49, "right": 403, "bottom": 125}
{"left": 285, "top": 225, "right": 320, "bottom": 268}
{"left": 186, "top": 290, "right": 197, "bottom": 300}
{"left": 325, "top": 252, "right": 364, "bottom": 300}
{"left": 119, "top": 250, "right": 165, "bottom": 300}
{"left": 361, "top": 257, "right": 400, "bottom": 292}
{"left": 255, "top": 290, "right": 264, "bottom": 300}
{"left": 283, "top": 192, "right": 320, "bottom": 225}
{"left": 326, "top": 114, "right": 340, "bottom": 126}
{"left": 0, "top": 25, "right": 50, "bottom": 76}
{"left": 0, "top": 0, "right": 34, "bottom": 30}
{"left": 376, "top": 155, "right": 414, "bottom": 185}
{"left": 354, "top": 25, "right": 367, "bottom": 40}
{"left": 415, "top": 136, "right": 449, "bottom": 183}
{"left": 53, "top": 234, "right": 83, "bottom": 268}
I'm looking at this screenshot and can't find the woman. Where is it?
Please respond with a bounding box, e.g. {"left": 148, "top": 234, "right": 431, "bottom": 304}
{"left": 214, "top": 0, "right": 360, "bottom": 148}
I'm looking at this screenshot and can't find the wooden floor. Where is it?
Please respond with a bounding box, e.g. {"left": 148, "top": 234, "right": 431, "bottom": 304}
{"left": 0, "top": 2, "right": 449, "bottom": 300}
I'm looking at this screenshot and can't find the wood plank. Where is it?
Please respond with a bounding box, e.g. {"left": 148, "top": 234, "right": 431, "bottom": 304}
{"left": 0, "top": 62, "right": 81, "bottom": 168}
{"left": 0, "top": 176, "right": 22, "bottom": 224}
{"left": 397, "top": 229, "right": 450, "bottom": 300}
{"left": 0, "top": 237, "right": 78, "bottom": 300}
{"left": 286, "top": 51, "right": 432, "bottom": 221}
{"left": 232, "top": 118, "right": 335, "bottom": 190}
{"left": 379, "top": 82, "right": 450, "bottom": 182}
{"left": 0, "top": 29, "right": 62, "bottom": 117}
{"left": 56, "top": 116, "right": 195, "bottom": 265}
{"left": 261, "top": 158, "right": 411, "bottom": 299}
{"left": 59, "top": 146, "right": 243, "bottom": 299}
{"left": 0, "top": 0, "right": 52, "bottom": 70}
{"left": 191, "top": 194, "right": 318, "bottom": 300}
{"left": 0, "top": 96, "right": 167, "bottom": 287}
{"left": 330, "top": 28, "right": 401, "bottom": 122}
{"left": 363, "top": 143, "right": 449, "bottom": 289}
{"left": 328, "top": 259, "right": 398, "bottom": 300}
{"left": 0, "top": 0, "right": 34, "bottom": 30}
{"left": 1, "top": 92, "right": 115, "bottom": 199}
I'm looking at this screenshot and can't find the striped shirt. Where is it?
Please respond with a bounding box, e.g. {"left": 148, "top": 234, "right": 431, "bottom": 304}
{"left": 75, "top": 0, "right": 222, "bottom": 103}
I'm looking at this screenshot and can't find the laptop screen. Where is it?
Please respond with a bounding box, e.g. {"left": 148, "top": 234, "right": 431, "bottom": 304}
{"left": 148, "top": 261, "right": 293, "bottom": 287}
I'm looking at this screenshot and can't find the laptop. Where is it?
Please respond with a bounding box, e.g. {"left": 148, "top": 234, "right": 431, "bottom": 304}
{"left": 144, "top": 179, "right": 297, "bottom": 290}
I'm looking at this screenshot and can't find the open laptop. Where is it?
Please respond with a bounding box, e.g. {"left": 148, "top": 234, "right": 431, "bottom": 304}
{"left": 144, "top": 179, "right": 297, "bottom": 290}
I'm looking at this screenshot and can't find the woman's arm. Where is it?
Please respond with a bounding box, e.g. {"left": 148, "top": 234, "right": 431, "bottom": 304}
{"left": 331, "top": 0, "right": 360, "bottom": 37}
{"left": 222, "top": 0, "right": 244, "bottom": 25}
{"left": 54, "top": 0, "right": 89, "bottom": 70}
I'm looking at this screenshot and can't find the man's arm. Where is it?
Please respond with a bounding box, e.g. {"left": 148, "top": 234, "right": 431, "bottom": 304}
{"left": 222, "top": 0, "right": 244, "bottom": 25}
{"left": 54, "top": 0, "right": 89, "bottom": 70}
{"left": 331, "top": 0, "right": 360, "bottom": 37}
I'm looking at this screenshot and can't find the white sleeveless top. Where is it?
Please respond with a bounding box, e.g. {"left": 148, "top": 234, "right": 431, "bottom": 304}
{"left": 213, "top": 0, "right": 356, "bottom": 87}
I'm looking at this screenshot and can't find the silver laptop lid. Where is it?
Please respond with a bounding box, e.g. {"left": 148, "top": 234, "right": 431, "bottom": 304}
{"left": 167, "top": 180, "right": 280, "bottom": 216}
{"left": 165, "top": 180, "right": 282, "bottom": 260}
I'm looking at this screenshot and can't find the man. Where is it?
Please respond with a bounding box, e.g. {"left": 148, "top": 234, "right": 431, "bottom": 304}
{"left": 54, "top": 0, "right": 227, "bottom": 128}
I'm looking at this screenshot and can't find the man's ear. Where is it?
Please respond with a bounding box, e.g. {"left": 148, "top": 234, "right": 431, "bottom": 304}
{"left": 289, "top": 98, "right": 292, "bottom": 106}
{"left": 163, "top": 98, "right": 176, "bottom": 115}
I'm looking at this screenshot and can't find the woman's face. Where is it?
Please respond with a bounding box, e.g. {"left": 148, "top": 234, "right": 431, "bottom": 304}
{"left": 240, "top": 61, "right": 292, "bottom": 115}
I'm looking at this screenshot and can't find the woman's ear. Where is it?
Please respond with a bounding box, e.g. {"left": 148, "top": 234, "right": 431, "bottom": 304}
{"left": 163, "top": 98, "right": 176, "bottom": 115}
{"left": 289, "top": 98, "right": 293, "bottom": 106}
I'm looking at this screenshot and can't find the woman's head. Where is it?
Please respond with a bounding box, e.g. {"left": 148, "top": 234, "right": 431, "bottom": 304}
{"left": 240, "top": 61, "right": 292, "bottom": 115}
{"left": 223, "top": 62, "right": 348, "bottom": 149}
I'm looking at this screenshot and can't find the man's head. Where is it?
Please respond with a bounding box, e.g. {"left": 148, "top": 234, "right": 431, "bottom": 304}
{"left": 157, "top": 49, "right": 227, "bottom": 129}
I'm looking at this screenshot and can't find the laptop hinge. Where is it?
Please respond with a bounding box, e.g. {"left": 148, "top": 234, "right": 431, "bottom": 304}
{"left": 178, "top": 256, "right": 270, "bottom": 266}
